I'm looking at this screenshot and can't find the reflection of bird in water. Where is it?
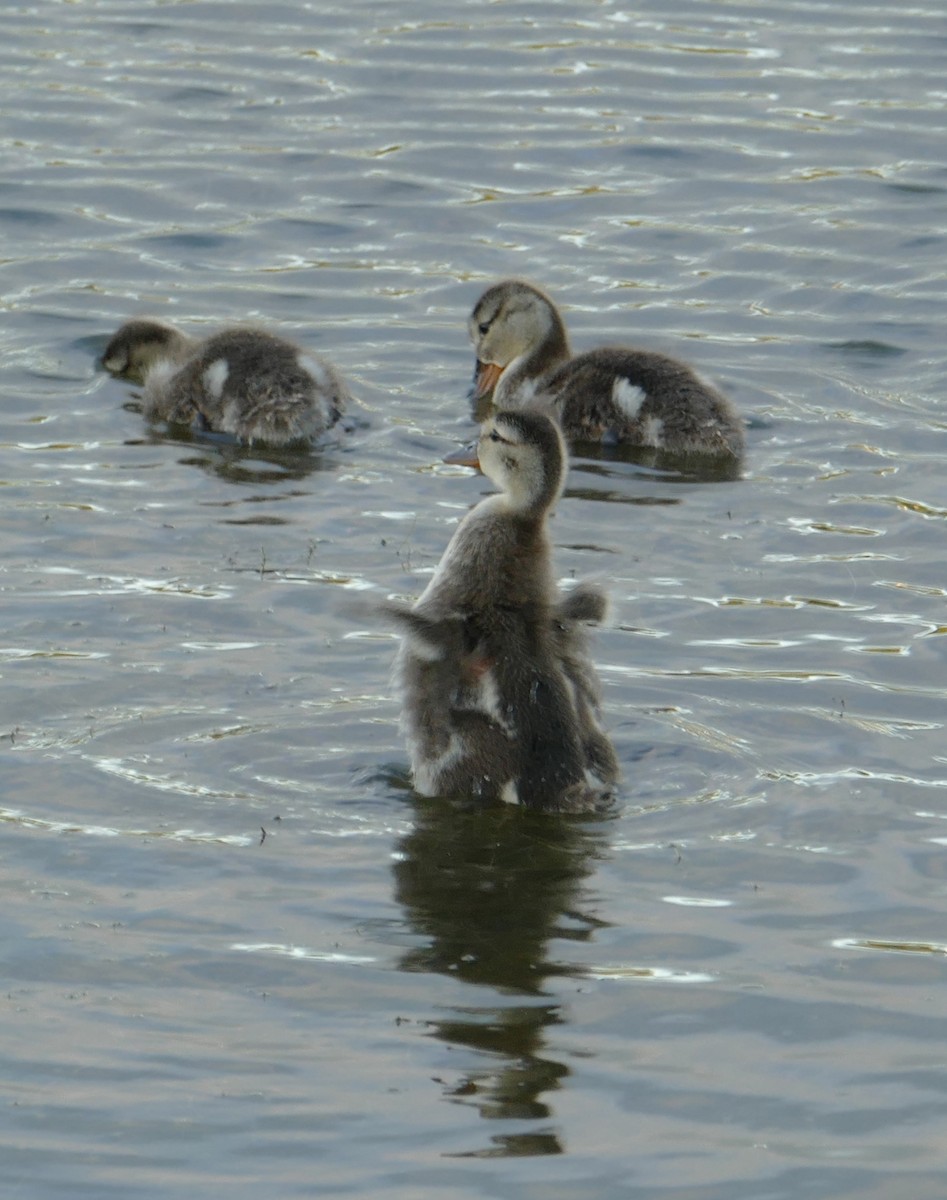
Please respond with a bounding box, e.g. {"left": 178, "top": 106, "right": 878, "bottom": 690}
{"left": 103, "top": 318, "right": 350, "bottom": 447}
{"left": 469, "top": 278, "right": 744, "bottom": 459}
{"left": 392, "top": 798, "right": 608, "bottom": 1146}
{"left": 385, "top": 408, "right": 618, "bottom": 812}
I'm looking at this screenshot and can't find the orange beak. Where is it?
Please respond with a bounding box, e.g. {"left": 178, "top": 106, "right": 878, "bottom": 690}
{"left": 472, "top": 360, "right": 504, "bottom": 401}
{"left": 443, "top": 440, "right": 480, "bottom": 469}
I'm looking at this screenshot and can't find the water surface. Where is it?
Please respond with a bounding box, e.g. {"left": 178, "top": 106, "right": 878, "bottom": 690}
{"left": 2, "top": 2, "right": 946, "bottom": 1197}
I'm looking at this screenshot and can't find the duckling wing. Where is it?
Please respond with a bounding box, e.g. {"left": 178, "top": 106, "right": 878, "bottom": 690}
{"left": 547, "top": 347, "right": 743, "bottom": 456}
{"left": 194, "top": 332, "right": 348, "bottom": 445}
{"left": 553, "top": 621, "right": 619, "bottom": 787}
{"left": 544, "top": 350, "right": 643, "bottom": 443}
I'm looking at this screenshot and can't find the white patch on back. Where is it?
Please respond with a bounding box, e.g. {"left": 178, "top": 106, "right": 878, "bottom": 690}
{"left": 640, "top": 416, "right": 664, "bottom": 447}
{"left": 298, "top": 353, "right": 330, "bottom": 390}
{"left": 220, "top": 399, "right": 243, "bottom": 435}
{"left": 412, "top": 732, "right": 467, "bottom": 796}
{"left": 202, "top": 358, "right": 230, "bottom": 399}
{"left": 500, "top": 780, "right": 520, "bottom": 806}
{"left": 612, "top": 377, "right": 647, "bottom": 420}
{"left": 473, "top": 667, "right": 515, "bottom": 735}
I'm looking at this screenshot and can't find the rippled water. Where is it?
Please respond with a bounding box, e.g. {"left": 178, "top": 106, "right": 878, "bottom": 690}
{"left": 2, "top": 1, "right": 946, "bottom": 1197}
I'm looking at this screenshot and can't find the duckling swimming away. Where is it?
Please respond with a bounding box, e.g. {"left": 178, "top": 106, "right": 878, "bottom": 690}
{"left": 387, "top": 408, "right": 617, "bottom": 813}
{"left": 469, "top": 278, "right": 744, "bottom": 458}
{"left": 103, "top": 318, "right": 349, "bottom": 447}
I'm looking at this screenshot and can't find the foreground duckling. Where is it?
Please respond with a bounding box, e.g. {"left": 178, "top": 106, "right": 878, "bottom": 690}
{"left": 388, "top": 408, "right": 617, "bottom": 813}
{"left": 469, "top": 278, "right": 744, "bottom": 458}
{"left": 103, "top": 318, "right": 349, "bottom": 446}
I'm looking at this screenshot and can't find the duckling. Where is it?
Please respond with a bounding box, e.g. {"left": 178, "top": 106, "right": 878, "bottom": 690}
{"left": 382, "top": 578, "right": 619, "bottom": 795}
{"left": 102, "top": 318, "right": 349, "bottom": 446}
{"left": 469, "top": 278, "right": 744, "bottom": 458}
{"left": 388, "top": 408, "right": 617, "bottom": 813}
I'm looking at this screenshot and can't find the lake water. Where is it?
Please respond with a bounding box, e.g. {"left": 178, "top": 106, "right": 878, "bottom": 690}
{"left": 2, "top": 1, "right": 946, "bottom": 1197}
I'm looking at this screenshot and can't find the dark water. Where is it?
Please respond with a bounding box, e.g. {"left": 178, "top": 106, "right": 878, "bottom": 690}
{"left": 2, "top": 2, "right": 946, "bottom": 1197}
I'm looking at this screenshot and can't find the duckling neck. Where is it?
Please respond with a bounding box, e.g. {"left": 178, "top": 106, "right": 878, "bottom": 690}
{"left": 499, "top": 473, "right": 562, "bottom": 519}
{"left": 495, "top": 320, "right": 571, "bottom": 407}
{"left": 422, "top": 497, "right": 556, "bottom": 612}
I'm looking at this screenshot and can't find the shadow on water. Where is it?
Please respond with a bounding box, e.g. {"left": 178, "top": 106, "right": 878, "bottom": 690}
{"left": 819, "top": 338, "right": 909, "bottom": 365}
{"left": 572, "top": 440, "right": 745, "bottom": 484}
{"left": 120, "top": 407, "right": 350, "bottom": 489}
{"left": 391, "top": 797, "right": 611, "bottom": 1157}
{"left": 176, "top": 442, "right": 345, "bottom": 489}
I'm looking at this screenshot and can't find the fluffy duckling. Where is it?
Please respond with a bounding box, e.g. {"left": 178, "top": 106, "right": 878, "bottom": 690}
{"left": 103, "top": 318, "right": 349, "bottom": 446}
{"left": 469, "top": 278, "right": 744, "bottom": 458}
{"left": 388, "top": 408, "right": 617, "bottom": 813}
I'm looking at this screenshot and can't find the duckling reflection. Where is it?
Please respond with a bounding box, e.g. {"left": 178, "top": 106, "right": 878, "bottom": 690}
{"left": 469, "top": 278, "right": 744, "bottom": 461}
{"left": 386, "top": 409, "right": 617, "bottom": 812}
{"left": 103, "top": 318, "right": 350, "bottom": 447}
{"left": 392, "top": 798, "right": 609, "bottom": 1148}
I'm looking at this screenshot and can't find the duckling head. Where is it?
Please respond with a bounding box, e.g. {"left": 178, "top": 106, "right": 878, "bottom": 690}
{"left": 102, "top": 319, "right": 193, "bottom": 384}
{"left": 469, "top": 279, "right": 568, "bottom": 403}
{"left": 475, "top": 408, "right": 567, "bottom": 516}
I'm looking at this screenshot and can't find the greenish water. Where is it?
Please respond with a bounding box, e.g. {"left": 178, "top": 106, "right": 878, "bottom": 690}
{"left": 2, "top": 2, "right": 946, "bottom": 1197}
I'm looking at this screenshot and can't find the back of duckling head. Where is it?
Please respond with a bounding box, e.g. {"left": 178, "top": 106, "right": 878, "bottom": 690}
{"left": 102, "top": 319, "right": 192, "bottom": 384}
{"left": 478, "top": 408, "right": 566, "bottom": 514}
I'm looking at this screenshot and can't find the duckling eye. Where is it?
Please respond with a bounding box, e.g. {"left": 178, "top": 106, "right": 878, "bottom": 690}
{"left": 488, "top": 430, "right": 502, "bottom": 442}
{"left": 478, "top": 321, "right": 491, "bottom": 335}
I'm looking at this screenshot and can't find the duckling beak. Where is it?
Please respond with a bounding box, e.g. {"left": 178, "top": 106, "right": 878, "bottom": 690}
{"left": 472, "top": 359, "right": 503, "bottom": 400}
{"left": 443, "top": 440, "right": 480, "bottom": 469}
